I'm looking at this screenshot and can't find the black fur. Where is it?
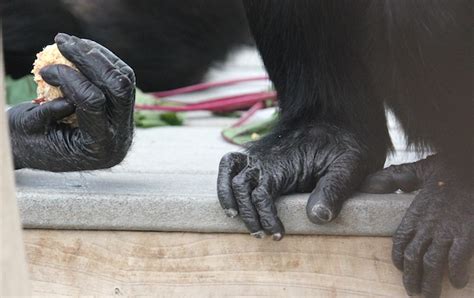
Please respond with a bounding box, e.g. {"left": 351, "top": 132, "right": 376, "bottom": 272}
{"left": 219, "top": 1, "right": 472, "bottom": 297}
{"left": 1, "top": 0, "right": 252, "bottom": 91}
{"left": 244, "top": 0, "right": 472, "bottom": 174}
{"left": 368, "top": 1, "right": 472, "bottom": 177}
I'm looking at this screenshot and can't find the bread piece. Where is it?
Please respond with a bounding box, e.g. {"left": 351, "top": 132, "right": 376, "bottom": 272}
{"left": 32, "top": 44, "right": 78, "bottom": 126}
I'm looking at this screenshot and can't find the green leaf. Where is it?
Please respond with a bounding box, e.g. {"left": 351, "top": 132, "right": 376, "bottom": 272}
{"left": 134, "top": 88, "right": 184, "bottom": 127}
{"left": 221, "top": 113, "right": 277, "bottom": 145}
{"left": 5, "top": 75, "right": 37, "bottom": 105}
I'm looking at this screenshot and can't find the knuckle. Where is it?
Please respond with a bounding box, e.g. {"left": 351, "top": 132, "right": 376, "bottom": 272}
{"left": 83, "top": 128, "right": 113, "bottom": 148}
{"left": 240, "top": 210, "right": 256, "bottom": 222}
{"left": 52, "top": 63, "right": 69, "bottom": 74}
{"left": 252, "top": 189, "right": 270, "bottom": 203}
{"left": 86, "top": 92, "right": 106, "bottom": 107}
{"left": 221, "top": 152, "right": 246, "bottom": 166}
{"left": 423, "top": 254, "right": 438, "bottom": 270}
{"left": 404, "top": 253, "right": 416, "bottom": 264}
{"left": 232, "top": 174, "right": 247, "bottom": 190}
{"left": 392, "top": 236, "right": 405, "bottom": 247}
{"left": 85, "top": 46, "right": 100, "bottom": 56}
{"left": 393, "top": 230, "right": 412, "bottom": 244}
{"left": 77, "top": 81, "right": 105, "bottom": 107}
{"left": 404, "top": 248, "right": 418, "bottom": 263}
{"left": 220, "top": 152, "right": 237, "bottom": 165}
{"left": 91, "top": 140, "right": 129, "bottom": 168}
{"left": 87, "top": 143, "right": 110, "bottom": 160}
{"left": 121, "top": 65, "right": 136, "bottom": 82}
{"left": 109, "top": 73, "right": 134, "bottom": 98}
{"left": 103, "top": 68, "right": 121, "bottom": 82}
{"left": 260, "top": 217, "right": 277, "bottom": 229}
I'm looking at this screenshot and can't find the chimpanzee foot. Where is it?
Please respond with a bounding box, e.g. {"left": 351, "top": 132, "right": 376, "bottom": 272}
{"left": 217, "top": 124, "right": 372, "bottom": 240}
{"left": 361, "top": 155, "right": 473, "bottom": 298}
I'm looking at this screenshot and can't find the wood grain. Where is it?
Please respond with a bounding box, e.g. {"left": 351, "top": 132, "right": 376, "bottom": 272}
{"left": 24, "top": 230, "right": 473, "bottom": 297}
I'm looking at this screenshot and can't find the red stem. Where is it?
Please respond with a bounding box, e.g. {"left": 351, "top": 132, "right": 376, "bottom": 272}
{"left": 136, "top": 91, "right": 276, "bottom": 112}
{"left": 152, "top": 76, "right": 269, "bottom": 98}
{"left": 231, "top": 101, "right": 265, "bottom": 128}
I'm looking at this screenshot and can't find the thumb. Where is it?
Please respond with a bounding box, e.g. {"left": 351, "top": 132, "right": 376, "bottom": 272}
{"left": 31, "top": 98, "right": 75, "bottom": 124}
{"left": 306, "top": 152, "right": 365, "bottom": 224}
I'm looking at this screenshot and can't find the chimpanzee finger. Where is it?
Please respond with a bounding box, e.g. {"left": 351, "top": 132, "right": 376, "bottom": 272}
{"left": 55, "top": 34, "right": 134, "bottom": 101}
{"left": 360, "top": 163, "right": 420, "bottom": 193}
{"left": 26, "top": 99, "right": 75, "bottom": 128}
{"left": 402, "top": 232, "right": 432, "bottom": 295}
{"left": 251, "top": 176, "right": 285, "bottom": 240}
{"left": 448, "top": 238, "right": 473, "bottom": 288}
{"left": 232, "top": 166, "right": 264, "bottom": 237}
{"left": 306, "top": 151, "right": 363, "bottom": 224}
{"left": 217, "top": 152, "right": 248, "bottom": 217}
{"left": 35, "top": 98, "right": 76, "bottom": 121}
{"left": 40, "top": 64, "right": 110, "bottom": 142}
{"left": 421, "top": 242, "right": 450, "bottom": 298}
{"left": 392, "top": 213, "right": 417, "bottom": 271}
{"left": 391, "top": 188, "right": 435, "bottom": 271}
{"left": 78, "top": 36, "right": 135, "bottom": 83}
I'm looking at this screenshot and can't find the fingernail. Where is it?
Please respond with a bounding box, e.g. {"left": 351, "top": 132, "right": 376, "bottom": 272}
{"left": 272, "top": 233, "right": 283, "bottom": 241}
{"left": 55, "top": 33, "right": 70, "bottom": 44}
{"left": 312, "top": 204, "right": 334, "bottom": 222}
{"left": 224, "top": 208, "right": 238, "bottom": 218}
{"left": 251, "top": 231, "right": 265, "bottom": 239}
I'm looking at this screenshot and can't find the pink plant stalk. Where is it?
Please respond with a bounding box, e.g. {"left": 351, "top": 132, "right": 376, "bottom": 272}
{"left": 135, "top": 91, "right": 276, "bottom": 113}
{"left": 152, "top": 76, "right": 269, "bottom": 98}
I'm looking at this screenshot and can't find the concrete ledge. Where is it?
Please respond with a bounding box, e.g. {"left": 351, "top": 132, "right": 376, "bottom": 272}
{"left": 16, "top": 170, "right": 414, "bottom": 236}
{"left": 16, "top": 126, "right": 416, "bottom": 236}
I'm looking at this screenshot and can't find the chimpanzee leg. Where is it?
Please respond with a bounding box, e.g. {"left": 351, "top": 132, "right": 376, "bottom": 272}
{"left": 217, "top": 1, "right": 391, "bottom": 239}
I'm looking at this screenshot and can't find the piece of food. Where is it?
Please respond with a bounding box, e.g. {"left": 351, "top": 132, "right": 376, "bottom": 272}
{"left": 31, "top": 43, "right": 78, "bottom": 125}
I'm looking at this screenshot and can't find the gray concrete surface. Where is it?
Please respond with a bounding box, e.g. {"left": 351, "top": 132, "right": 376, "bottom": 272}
{"left": 16, "top": 126, "right": 417, "bottom": 236}
{"left": 16, "top": 167, "right": 414, "bottom": 236}
{"left": 14, "top": 48, "right": 423, "bottom": 236}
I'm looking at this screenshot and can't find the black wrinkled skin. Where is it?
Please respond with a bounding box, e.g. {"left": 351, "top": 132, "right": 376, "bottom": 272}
{"left": 218, "top": 124, "right": 371, "bottom": 240}
{"left": 9, "top": 33, "right": 135, "bottom": 172}
{"left": 363, "top": 155, "right": 473, "bottom": 297}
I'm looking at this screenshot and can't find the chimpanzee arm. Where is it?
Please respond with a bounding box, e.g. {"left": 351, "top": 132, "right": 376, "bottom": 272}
{"left": 9, "top": 33, "right": 135, "bottom": 171}
{"left": 217, "top": 1, "right": 391, "bottom": 239}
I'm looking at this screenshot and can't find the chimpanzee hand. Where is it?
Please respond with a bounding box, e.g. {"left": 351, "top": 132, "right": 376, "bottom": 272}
{"left": 218, "top": 124, "right": 373, "bottom": 240}
{"left": 8, "top": 33, "right": 135, "bottom": 172}
{"left": 362, "top": 155, "right": 473, "bottom": 297}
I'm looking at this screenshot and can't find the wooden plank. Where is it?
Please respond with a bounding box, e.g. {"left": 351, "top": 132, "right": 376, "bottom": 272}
{"left": 0, "top": 30, "right": 32, "bottom": 296}
{"left": 24, "top": 230, "right": 473, "bottom": 297}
